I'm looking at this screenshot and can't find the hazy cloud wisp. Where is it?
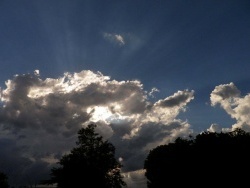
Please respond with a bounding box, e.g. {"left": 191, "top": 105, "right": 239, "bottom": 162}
{"left": 103, "top": 32, "right": 125, "bottom": 46}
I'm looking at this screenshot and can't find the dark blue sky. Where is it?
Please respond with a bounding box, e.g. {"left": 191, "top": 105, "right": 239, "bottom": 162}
{"left": 1, "top": 0, "right": 248, "bottom": 130}
{"left": 0, "top": 1, "right": 250, "bottom": 186}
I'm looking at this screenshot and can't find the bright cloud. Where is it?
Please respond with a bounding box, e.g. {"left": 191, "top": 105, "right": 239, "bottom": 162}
{"left": 210, "top": 82, "right": 250, "bottom": 131}
{"left": 122, "top": 169, "right": 146, "bottom": 188}
{"left": 0, "top": 70, "right": 194, "bottom": 186}
{"left": 104, "top": 32, "right": 125, "bottom": 46}
{"left": 207, "top": 123, "right": 221, "bottom": 132}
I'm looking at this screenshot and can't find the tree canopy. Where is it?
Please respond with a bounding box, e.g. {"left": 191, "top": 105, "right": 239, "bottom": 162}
{"left": 0, "top": 172, "right": 9, "bottom": 188}
{"left": 144, "top": 128, "right": 250, "bottom": 187}
{"left": 43, "top": 124, "right": 126, "bottom": 188}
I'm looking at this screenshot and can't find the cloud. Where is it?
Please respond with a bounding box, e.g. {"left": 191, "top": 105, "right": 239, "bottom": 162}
{"left": 207, "top": 123, "right": 221, "bottom": 132}
{"left": 0, "top": 138, "right": 52, "bottom": 186}
{"left": 155, "top": 90, "right": 194, "bottom": 108}
{"left": 122, "top": 169, "right": 147, "bottom": 188}
{"left": 0, "top": 70, "right": 194, "bottom": 186}
{"left": 103, "top": 32, "right": 125, "bottom": 46}
{"left": 210, "top": 82, "right": 250, "bottom": 131}
{"left": 148, "top": 87, "right": 159, "bottom": 98}
{"left": 210, "top": 82, "right": 240, "bottom": 107}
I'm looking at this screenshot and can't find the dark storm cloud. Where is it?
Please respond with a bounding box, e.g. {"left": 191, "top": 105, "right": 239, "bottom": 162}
{"left": 0, "top": 138, "right": 51, "bottom": 187}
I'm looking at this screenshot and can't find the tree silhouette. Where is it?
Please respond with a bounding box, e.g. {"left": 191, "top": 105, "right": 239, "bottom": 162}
{"left": 43, "top": 124, "right": 126, "bottom": 188}
{"left": 0, "top": 172, "right": 9, "bottom": 188}
{"left": 144, "top": 128, "right": 250, "bottom": 187}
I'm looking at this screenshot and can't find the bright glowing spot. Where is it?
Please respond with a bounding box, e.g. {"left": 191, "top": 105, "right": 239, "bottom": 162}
{"left": 115, "top": 34, "right": 125, "bottom": 45}
{"left": 34, "top": 70, "right": 40, "bottom": 76}
{"left": 87, "top": 105, "right": 131, "bottom": 124}
{"left": 15, "top": 110, "right": 20, "bottom": 117}
{"left": 119, "top": 157, "right": 123, "bottom": 162}
{"left": 72, "top": 113, "right": 80, "bottom": 119}
{"left": 88, "top": 106, "right": 113, "bottom": 122}
{"left": 27, "top": 87, "right": 53, "bottom": 98}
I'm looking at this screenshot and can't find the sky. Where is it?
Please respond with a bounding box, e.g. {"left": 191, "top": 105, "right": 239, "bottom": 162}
{"left": 0, "top": 0, "right": 249, "bottom": 187}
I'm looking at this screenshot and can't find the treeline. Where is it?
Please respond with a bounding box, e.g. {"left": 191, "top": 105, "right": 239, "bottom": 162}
{"left": 144, "top": 128, "right": 250, "bottom": 187}
{"left": 0, "top": 172, "right": 9, "bottom": 188}
{"left": 2, "top": 125, "right": 250, "bottom": 187}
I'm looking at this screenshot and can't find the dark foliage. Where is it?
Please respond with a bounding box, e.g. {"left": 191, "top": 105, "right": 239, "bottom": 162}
{"left": 0, "top": 172, "right": 9, "bottom": 188}
{"left": 144, "top": 128, "right": 250, "bottom": 187}
{"left": 42, "top": 124, "right": 126, "bottom": 188}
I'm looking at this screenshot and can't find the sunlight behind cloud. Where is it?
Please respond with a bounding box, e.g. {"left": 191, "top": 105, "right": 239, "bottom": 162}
{"left": 88, "top": 106, "right": 113, "bottom": 122}
{"left": 0, "top": 69, "right": 195, "bottom": 186}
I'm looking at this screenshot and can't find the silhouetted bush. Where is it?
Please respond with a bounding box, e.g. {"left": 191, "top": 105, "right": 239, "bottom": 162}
{"left": 144, "top": 128, "right": 250, "bottom": 187}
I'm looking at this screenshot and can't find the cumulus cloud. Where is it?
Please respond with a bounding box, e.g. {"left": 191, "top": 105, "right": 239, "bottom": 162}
{"left": 210, "top": 82, "right": 250, "bottom": 131}
{"left": 103, "top": 32, "right": 125, "bottom": 46}
{"left": 155, "top": 90, "right": 194, "bottom": 108}
{"left": 0, "top": 70, "right": 194, "bottom": 186}
{"left": 207, "top": 123, "right": 221, "bottom": 132}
